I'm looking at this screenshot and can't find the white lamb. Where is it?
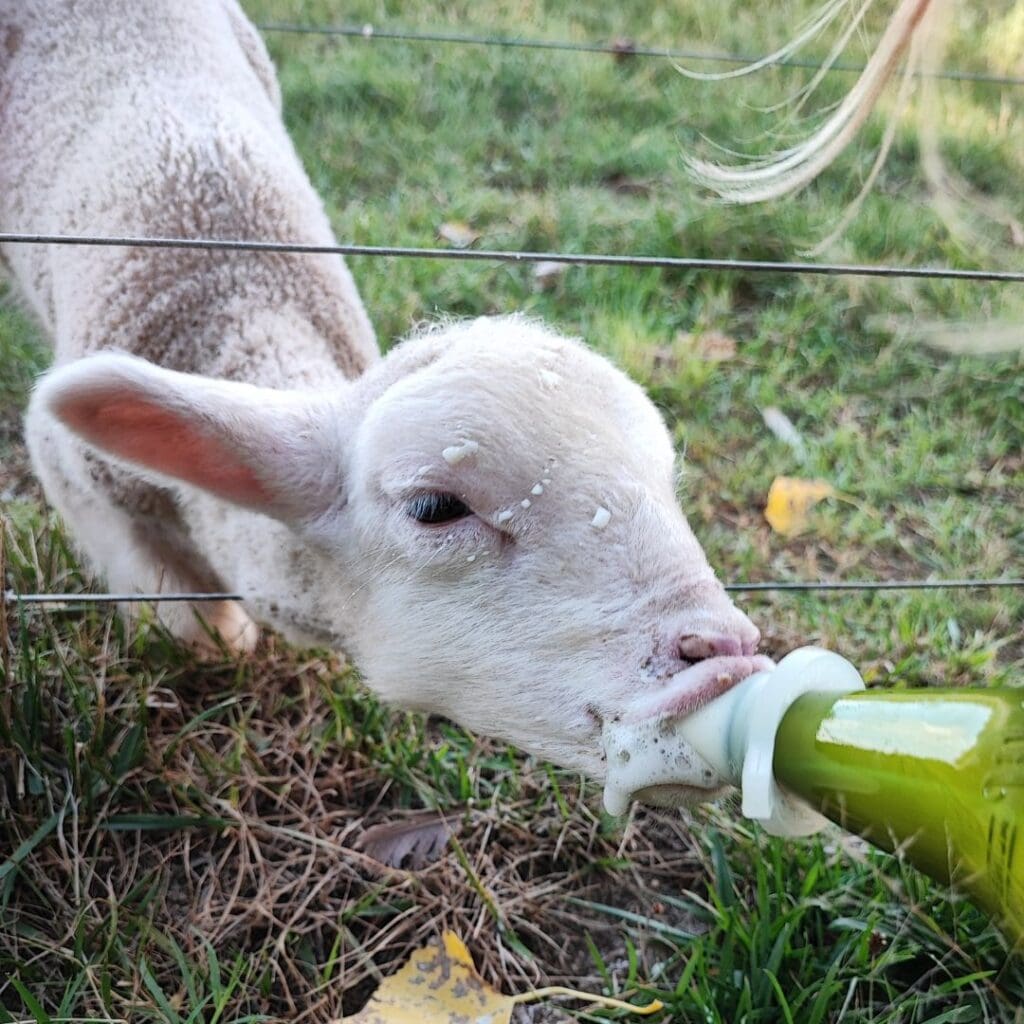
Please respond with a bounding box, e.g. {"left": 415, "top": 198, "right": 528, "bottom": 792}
{"left": 2, "top": 0, "right": 770, "bottom": 780}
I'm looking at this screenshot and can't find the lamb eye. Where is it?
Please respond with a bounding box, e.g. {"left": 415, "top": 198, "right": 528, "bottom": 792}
{"left": 406, "top": 492, "right": 472, "bottom": 525}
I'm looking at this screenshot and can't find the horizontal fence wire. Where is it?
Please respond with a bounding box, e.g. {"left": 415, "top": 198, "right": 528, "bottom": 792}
{"left": 5, "top": 580, "right": 1024, "bottom": 606}
{"left": 1, "top": 26, "right": 1020, "bottom": 619}
{"left": 257, "top": 21, "right": 1024, "bottom": 89}
{"left": 1, "top": 233, "right": 1022, "bottom": 284}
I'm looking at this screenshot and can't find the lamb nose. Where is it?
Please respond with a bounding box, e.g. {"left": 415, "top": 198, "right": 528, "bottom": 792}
{"left": 676, "top": 633, "right": 743, "bottom": 661}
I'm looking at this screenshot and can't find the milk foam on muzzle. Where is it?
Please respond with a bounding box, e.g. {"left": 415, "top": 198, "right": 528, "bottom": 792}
{"left": 602, "top": 647, "right": 866, "bottom": 836}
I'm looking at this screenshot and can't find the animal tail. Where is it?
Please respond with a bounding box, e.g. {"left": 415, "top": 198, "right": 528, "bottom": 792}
{"left": 686, "top": 0, "right": 1024, "bottom": 355}
{"left": 684, "top": 0, "right": 940, "bottom": 203}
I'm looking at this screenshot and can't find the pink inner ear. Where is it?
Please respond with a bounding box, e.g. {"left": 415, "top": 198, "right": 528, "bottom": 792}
{"left": 59, "top": 389, "right": 274, "bottom": 508}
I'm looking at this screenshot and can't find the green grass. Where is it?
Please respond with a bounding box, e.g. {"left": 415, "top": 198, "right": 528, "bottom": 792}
{"left": 2, "top": 0, "right": 1024, "bottom": 1020}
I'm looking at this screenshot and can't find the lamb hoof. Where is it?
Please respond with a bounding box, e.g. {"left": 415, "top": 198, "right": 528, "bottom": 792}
{"left": 184, "top": 600, "right": 260, "bottom": 657}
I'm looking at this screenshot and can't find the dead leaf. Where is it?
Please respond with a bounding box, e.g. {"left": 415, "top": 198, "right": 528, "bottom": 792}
{"left": 340, "top": 932, "right": 662, "bottom": 1024}
{"left": 601, "top": 172, "right": 653, "bottom": 197}
{"left": 650, "top": 345, "right": 677, "bottom": 374}
{"left": 764, "top": 476, "right": 836, "bottom": 536}
{"left": 354, "top": 809, "right": 458, "bottom": 870}
{"left": 437, "top": 221, "right": 479, "bottom": 248}
{"left": 676, "top": 330, "right": 737, "bottom": 362}
{"left": 610, "top": 36, "right": 638, "bottom": 62}
{"left": 533, "top": 260, "right": 567, "bottom": 291}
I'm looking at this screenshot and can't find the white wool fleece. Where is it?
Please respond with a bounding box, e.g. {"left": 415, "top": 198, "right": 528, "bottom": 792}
{"left": 5, "top": 1, "right": 770, "bottom": 782}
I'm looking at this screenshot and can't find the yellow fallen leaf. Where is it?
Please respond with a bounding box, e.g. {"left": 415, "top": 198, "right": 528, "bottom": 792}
{"left": 764, "top": 476, "right": 836, "bottom": 536}
{"left": 341, "top": 932, "right": 663, "bottom": 1024}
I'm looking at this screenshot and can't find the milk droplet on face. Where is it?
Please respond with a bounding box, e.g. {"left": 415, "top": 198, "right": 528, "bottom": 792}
{"left": 442, "top": 440, "right": 479, "bottom": 465}
{"left": 496, "top": 509, "right": 514, "bottom": 524}
{"left": 521, "top": 498, "right": 532, "bottom": 509}
{"left": 531, "top": 483, "right": 544, "bottom": 495}
{"left": 466, "top": 554, "right": 476, "bottom": 563}
{"left": 591, "top": 506, "right": 612, "bottom": 530}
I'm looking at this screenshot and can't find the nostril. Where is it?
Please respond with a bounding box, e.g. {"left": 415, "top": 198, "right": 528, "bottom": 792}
{"left": 677, "top": 633, "right": 742, "bottom": 661}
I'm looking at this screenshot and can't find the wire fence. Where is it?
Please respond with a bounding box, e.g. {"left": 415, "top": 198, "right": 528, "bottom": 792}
{"left": 0, "top": 14, "right": 1020, "bottom": 618}
{"left": 257, "top": 20, "right": 1024, "bottom": 89}
{"left": 2, "top": 232, "right": 1022, "bottom": 285}
{"left": 4, "top": 579, "right": 1024, "bottom": 608}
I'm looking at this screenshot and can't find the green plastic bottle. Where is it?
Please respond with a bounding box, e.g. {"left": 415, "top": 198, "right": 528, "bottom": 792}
{"left": 774, "top": 686, "right": 1024, "bottom": 947}
{"left": 602, "top": 647, "right": 1024, "bottom": 946}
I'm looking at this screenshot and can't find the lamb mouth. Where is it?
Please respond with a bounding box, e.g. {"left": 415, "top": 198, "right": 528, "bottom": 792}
{"left": 626, "top": 654, "right": 776, "bottom": 723}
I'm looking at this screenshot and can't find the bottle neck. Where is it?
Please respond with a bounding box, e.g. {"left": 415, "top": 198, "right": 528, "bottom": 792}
{"left": 601, "top": 646, "right": 867, "bottom": 834}
{"left": 675, "top": 647, "right": 867, "bottom": 836}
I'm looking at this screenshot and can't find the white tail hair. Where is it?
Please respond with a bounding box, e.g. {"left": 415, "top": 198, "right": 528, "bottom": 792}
{"left": 684, "top": 0, "right": 939, "bottom": 203}
{"left": 688, "top": 0, "right": 1024, "bottom": 354}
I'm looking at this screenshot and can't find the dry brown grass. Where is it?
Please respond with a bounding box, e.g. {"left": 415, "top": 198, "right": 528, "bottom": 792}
{"left": 2, "top": 572, "right": 713, "bottom": 1020}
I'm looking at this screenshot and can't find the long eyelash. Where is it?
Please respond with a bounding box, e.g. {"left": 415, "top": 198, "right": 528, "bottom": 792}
{"left": 406, "top": 492, "right": 472, "bottom": 524}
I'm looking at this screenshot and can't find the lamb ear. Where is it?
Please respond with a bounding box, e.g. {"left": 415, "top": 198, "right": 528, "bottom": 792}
{"left": 35, "top": 353, "right": 347, "bottom": 522}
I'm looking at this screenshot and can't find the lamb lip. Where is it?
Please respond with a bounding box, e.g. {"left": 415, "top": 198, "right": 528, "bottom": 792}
{"left": 624, "top": 654, "right": 776, "bottom": 723}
